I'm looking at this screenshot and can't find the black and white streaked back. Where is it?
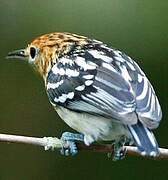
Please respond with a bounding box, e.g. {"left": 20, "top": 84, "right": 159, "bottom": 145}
{"left": 46, "top": 39, "right": 162, "bottom": 129}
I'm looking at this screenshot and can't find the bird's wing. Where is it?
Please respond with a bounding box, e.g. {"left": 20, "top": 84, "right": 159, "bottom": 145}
{"left": 46, "top": 45, "right": 139, "bottom": 125}
{"left": 101, "top": 45, "right": 162, "bottom": 129}
{"left": 122, "top": 54, "right": 162, "bottom": 129}
{"left": 46, "top": 42, "right": 162, "bottom": 127}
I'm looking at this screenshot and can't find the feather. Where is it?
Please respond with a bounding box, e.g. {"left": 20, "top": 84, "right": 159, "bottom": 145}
{"left": 46, "top": 42, "right": 162, "bottom": 128}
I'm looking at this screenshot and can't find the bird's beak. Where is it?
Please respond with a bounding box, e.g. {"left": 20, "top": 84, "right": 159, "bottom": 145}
{"left": 6, "top": 49, "right": 28, "bottom": 60}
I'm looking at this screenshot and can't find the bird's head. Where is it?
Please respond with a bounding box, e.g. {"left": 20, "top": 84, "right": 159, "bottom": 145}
{"left": 7, "top": 32, "right": 88, "bottom": 78}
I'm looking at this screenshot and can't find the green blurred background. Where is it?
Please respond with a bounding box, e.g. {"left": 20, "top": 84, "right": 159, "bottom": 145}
{"left": 0, "top": 0, "right": 168, "bottom": 179}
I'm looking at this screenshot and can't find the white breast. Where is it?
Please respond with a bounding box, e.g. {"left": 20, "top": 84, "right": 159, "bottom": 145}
{"left": 55, "top": 106, "right": 131, "bottom": 145}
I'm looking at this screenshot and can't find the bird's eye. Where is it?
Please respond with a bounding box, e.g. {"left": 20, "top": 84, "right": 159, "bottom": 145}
{"left": 30, "top": 47, "right": 37, "bottom": 59}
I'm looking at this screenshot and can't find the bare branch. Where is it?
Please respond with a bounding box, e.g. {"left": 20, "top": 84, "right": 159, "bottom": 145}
{"left": 0, "top": 133, "right": 167, "bottom": 160}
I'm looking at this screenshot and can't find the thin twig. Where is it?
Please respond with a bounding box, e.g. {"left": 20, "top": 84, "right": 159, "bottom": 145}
{"left": 0, "top": 133, "right": 167, "bottom": 160}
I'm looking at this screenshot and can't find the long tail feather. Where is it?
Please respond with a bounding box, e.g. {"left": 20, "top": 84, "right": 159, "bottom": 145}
{"left": 128, "top": 121, "right": 159, "bottom": 156}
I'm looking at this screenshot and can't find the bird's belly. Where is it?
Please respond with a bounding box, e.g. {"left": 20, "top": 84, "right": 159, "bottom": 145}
{"left": 56, "top": 106, "right": 130, "bottom": 145}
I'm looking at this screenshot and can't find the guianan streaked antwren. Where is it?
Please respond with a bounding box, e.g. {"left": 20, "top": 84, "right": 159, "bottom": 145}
{"left": 7, "top": 32, "right": 162, "bottom": 160}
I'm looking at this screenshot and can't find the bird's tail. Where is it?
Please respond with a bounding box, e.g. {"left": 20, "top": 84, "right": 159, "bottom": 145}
{"left": 127, "top": 121, "right": 159, "bottom": 157}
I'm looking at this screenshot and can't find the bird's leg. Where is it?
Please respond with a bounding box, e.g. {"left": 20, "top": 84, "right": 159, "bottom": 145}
{"left": 112, "top": 136, "right": 129, "bottom": 161}
{"left": 60, "top": 132, "right": 84, "bottom": 156}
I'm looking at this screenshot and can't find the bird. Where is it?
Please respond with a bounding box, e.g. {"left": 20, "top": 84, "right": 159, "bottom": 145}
{"left": 7, "top": 32, "right": 162, "bottom": 160}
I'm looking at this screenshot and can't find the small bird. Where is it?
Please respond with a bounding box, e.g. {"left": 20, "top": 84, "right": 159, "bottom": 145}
{"left": 7, "top": 32, "right": 162, "bottom": 160}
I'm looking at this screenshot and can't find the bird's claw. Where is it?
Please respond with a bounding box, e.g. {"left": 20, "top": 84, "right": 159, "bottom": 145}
{"left": 112, "top": 146, "right": 126, "bottom": 161}
{"left": 60, "top": 132, "right": 84, "bottom": 156}
{"left": 60, "top": 141, "right": 78, "bottom": 156}
{"left": 108, "top": 136, "right": 129, "bottom": 161}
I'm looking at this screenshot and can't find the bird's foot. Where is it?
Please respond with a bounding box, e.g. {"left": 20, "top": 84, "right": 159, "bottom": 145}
{"left": 108, "top": 136, "right": 129, "bottom": 161}
{"left": 60, "top": 132, "right": 84, "bottom": 156}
